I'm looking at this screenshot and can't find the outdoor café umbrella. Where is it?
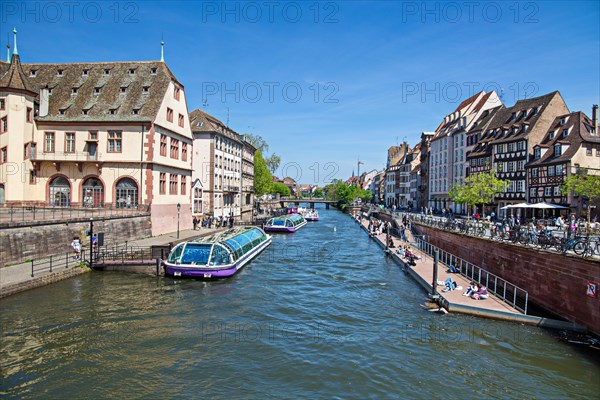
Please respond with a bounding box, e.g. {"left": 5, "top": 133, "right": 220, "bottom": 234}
{"left": 531, "top": 202, "right": 569, "bottom": 219}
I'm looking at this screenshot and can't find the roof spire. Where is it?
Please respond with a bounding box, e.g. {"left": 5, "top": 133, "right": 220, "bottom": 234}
{"left": 6, "top": 32, "right": 10, "bottom": 63}
{"left": 12, "top": 27, "right": 18, "bottom": 56}
{"left": 160, "top": 34, "right": 164, "bottom": 62}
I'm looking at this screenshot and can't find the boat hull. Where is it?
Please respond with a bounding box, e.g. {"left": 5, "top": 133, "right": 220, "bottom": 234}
{"left": 264, "top": 220, "right": 307, "bottom": 233}
{"left": 164, "top": 237, "right": 272, "bottom": 279}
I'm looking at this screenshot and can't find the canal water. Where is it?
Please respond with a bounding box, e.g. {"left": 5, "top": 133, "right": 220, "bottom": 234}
{"left": 1, "top": 206, "right": 599, "bottom": 399}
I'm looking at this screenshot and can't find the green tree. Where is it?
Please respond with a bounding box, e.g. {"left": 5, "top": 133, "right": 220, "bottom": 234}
{"left": 265, "top": 153, "right": 281, "bottom": 174}
{"left": 254, "top": 150, "right": 273, "bottom": 196}
{"left": 243, "top": 134, "right": 269, "bottom": 154}
{"left": 313, "top": 187, "right": 324, "bottom": 198}
{"left": 449, "top": 170, "right": 508, "bottom": 218}
{"left": 561, "top": 170, "right": 600, "bottom": 233}
{"left": 272, "top": 182, "right": 291, "bottom": 197}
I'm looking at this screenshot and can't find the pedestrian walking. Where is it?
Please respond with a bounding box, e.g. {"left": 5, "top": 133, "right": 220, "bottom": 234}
{"left": 193, "top": 216, "right": 199, "bottom": 230}
{"left": 71, "top": 236, "right": 82, "bottom": 260}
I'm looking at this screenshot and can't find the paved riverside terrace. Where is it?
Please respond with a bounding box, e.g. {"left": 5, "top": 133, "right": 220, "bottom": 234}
{"left": 358, "top": 217, "right": 522, "bottom": 316}
{"left": 0, "top": 228, "right": 224, "bottom": 297}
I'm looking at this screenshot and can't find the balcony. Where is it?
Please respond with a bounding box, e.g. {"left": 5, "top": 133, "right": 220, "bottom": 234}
{"left": 224, "top": 185, "right": 240, "bottom": 193}
{"left": 243, "top": 185, "right": 254, "bottom": 192}
{"left": 32, "top": 151, "right": 103, "bottom": 172}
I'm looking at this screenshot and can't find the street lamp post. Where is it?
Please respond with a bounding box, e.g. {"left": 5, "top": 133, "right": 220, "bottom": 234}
{"left": 89, "top": 218, "right": 94, "bottom": 269}
{"left": 177, "top": 203, "right": 181, "bottom": 239}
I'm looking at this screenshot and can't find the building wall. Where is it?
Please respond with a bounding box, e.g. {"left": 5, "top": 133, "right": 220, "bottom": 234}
{"left": 0, "top": 91, "right": 36, "bottom": 203}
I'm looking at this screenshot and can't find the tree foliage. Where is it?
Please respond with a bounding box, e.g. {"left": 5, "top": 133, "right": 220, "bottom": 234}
{"left": 253, "top": 150, "right": 273, "bottom": 196}
{"left": 562, "top": 170, "right": 600, "bottom": 228}
{"left": 449, "top": 170, "right": 508, "bottom": 216}
{"left": 323, "top": 180, "right": 372, "bottom": 207}
{"left": 265, "top": 153, "right": 281, "bottom": 174}
{"left": 244, "top": 134, "right": 269, "bottom": 154}
{"left": 272, "top": 182, "right": 291, "bottom": 197}
{"left": 313, "top": 187, "right": 324, "bottom": 198}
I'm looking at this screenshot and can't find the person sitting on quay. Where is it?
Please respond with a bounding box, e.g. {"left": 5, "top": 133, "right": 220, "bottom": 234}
{"left": 463, "top": 281, "right": 478, "bottom": 296}
{"left": 446, "top": 264, "right": 459, "bottom": 273}
{"left": 387, "top": 237, "right": 396, "bottom": 248}
{"left": 396, "top": 246, "right": 406, "bottom": 256}
{"left": 438, "top": 277, "right": 460, "bottom": 292}
{"left": 471, "top": 283, "right": 489, "bottom": 300}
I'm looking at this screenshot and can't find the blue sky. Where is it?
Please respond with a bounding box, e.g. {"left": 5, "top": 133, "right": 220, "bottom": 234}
{"left": 3, "top": 0, "right": 599, "bottom": 185}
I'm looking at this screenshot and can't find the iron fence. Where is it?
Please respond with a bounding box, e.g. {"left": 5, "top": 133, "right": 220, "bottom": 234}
{"left": 29, "top": 250, "right": 85, "bottom": 277}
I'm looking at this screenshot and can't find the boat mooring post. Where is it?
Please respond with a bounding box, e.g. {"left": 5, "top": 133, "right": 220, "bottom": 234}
{"left": 431, "top": 249, "right": 439, "bottom": 299}
{"left": 156, "top": 258, "right": 161, "bottom": 276}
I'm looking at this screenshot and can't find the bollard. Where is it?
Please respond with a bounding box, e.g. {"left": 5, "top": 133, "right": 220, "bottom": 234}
{"left": 49, "top": 255, "right": 53, "bottom": 272}
{"left": 431, "top": 249, "right": 439, "bottom": 298}
{"left": 65, "top": 252, "right": 69, "bottom": 269}
{"left": 31, "top": 260, "right": 34, "bottom": 277}
{"left": 156, "top": 258, "right": 161, "bottom": 276}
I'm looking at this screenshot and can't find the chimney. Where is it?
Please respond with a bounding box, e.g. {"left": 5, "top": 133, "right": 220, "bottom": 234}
{"left": 39, "top": 85, "right": 49, "bottom": 117}
{"left": 592, "top": 104, "right": 598, "bottom": 134}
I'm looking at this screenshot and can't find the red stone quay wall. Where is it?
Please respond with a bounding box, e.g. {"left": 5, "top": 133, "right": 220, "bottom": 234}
{"left": 412, "top": 223, "right": 600, "bottom": 336}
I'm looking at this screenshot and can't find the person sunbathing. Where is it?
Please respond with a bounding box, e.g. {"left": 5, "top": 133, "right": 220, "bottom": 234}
{"left": 471, "top": 283, "right": 489, "bottom": 300}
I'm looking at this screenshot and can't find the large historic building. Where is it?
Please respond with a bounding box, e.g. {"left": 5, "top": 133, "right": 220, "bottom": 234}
{"left": 189, "top": 109, "right": 255, "bottom": 221}
{"left": 0, "top": 33, "right": 193, "bottom": 234}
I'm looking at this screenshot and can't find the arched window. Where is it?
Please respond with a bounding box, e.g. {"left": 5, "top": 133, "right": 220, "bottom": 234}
{"left": 82, "top": 177, "right": 104, "bottom": 208}
{"left": 0, "top": 184, "right": 5, "bottom": 204}
{"left": 49, "top": 176, "right": 70, "bottom": 206}
{"left": 115, "top": 178, "right": 138, "bottom": 209}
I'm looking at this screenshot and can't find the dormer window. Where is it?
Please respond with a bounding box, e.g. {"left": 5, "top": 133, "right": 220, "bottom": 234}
{"left": 562, "top": 129, "right": 569, "bottom": 138}
{"left": 534, "top": 147, "right": 541, "bottom": 159}
{"left": 512, "top": 127, "right": 518, "bottom": 134}
{"left": 59, "top": 109, "right": 66, "bottom": 116}
{"left": 120, "top": 86, "right": 127, "bottom": 94}
{"left": 94, "top": 87, "right": 101, "bottom": 95}
{"left": 48, "top": 88, "right": 52, "bottom": 95}
{"left": 549, "top": 131, "right": 555, "bottom": 139}
{"left": 109, "top": 108, "right": 117, "bottom": 115}
{"left": 132, "top": 108, "right": 140, "bottom": 115}
{"left": 151, "top": 67, "right": 157, "bottom": 75}
{"left": 57, "top": 69, "right": 64, "bottom": 77}
{"left": 71, "top": 88, "right": 78, "bottom": 95}
{"left": 82, "top": 109, "right": 90, "bottom": 116}
{"left": 129, "top": 68, "right": 136, "bottom": 75}
{"left": 522, "top": 125, "right": 529, "bottom": 132}
{"left": 82, "top": 69, "right": 89, "bottom": 77}
{"left": 29, "top": 70, "right": 37, "bottom": 77}
{"left": 532, "top": 107, "right": 539, "bottom": 115}
{"left": 103, "top": 69, "right": 111, "bottom": 76}
{"left": 142, "top": 86, "right": 149, "bottom": 94}
{"left": 560, "top": 117, "right": 567, "bottom": 126}
{"left": 554, "top": 143, "right": 561, "bottom": 157}
{"left": 511, "top": 112, "right": 516, "bottom": 120}
{"left": 522, "top": 110, "right": 527, "bottom": 119}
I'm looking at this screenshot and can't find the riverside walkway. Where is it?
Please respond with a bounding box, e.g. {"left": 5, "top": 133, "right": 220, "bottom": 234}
{"left": 0, "top": 228, "right": 223, "bottom": 298}
{"left": 356, "top": 216, "right": 584, "bottom": 330}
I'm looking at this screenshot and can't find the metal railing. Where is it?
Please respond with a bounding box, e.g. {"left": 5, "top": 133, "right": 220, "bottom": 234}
{"left": 32, "top": 151, "right": 103, "bottom": 162}
{"left": 29, "top": 250, "right": 85, "bottom": 277}
{"left": 0, "top": 205, "right": 151, "bottom": 224}
{"left": 412, "top": 235, "right": 529, "bottom": 314}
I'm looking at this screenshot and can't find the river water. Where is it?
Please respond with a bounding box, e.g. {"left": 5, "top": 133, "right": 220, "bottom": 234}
{"left": 1, "top": 206, "right": 599, "bottom": 399}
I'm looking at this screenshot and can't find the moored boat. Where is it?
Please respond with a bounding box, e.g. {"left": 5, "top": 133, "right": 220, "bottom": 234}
{"left": 264, "top": 213, "right": 307, "bottom": 232}
{"left": 163, "top": 226, "right": 271, "bottom": 279}
{"left": 304, "top": 210, "right": 319, "bottom": 221}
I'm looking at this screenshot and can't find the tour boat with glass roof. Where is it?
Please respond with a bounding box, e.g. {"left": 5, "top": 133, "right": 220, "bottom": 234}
{"left": 264, "top": 213, "right": 307, "bottom": 233}
{"left": 163, "top": 226, "right": 271, "bottom": 279}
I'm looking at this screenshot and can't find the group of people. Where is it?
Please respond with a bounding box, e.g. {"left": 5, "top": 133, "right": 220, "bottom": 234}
{"left": 437, "top": 276, "right": 489, "bottom": 300}
{"left": 192, "top": 215, "right": 235, "bottom": 230}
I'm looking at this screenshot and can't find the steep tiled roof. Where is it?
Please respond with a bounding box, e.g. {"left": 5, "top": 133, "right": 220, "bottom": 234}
{"left": 22, "top": 61, "right": 179, "bottom": 122}
{"left": 528, "top": 111, "right": 600, "bottom": 166}
{"left": 491, "top": 91, "right": 564, "bottom": 144}
{"left": 0, "top": 54, "right": 37, "bottom": 94}
{"left": 189, "top": 108, "right": 242, "bottom": 143}
{"left": 467, "top": 105, "right": 505, "bottom": 157}
{"left": 432, "top": 91, "right": 488, "bottom": 140}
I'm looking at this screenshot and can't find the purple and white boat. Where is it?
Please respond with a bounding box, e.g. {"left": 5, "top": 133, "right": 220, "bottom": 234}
{"left": 264, "top": 213, "right": 307, "bottom": 233}
{"left": 303, "top": 210, "right": 319, "bottom": 222}
{"left": 163, "top": 226, "right": 271, "bottom": 279}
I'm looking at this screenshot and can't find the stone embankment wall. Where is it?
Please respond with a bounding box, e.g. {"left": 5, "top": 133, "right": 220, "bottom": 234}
{"left": 0, "top": 215, "right": 152, "bottom": 267}
{"left": 413, "top": 223, "right": 600, "bottom": 336}
{"left": 0, "top": 267, "right": 91, "bottom": 299}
